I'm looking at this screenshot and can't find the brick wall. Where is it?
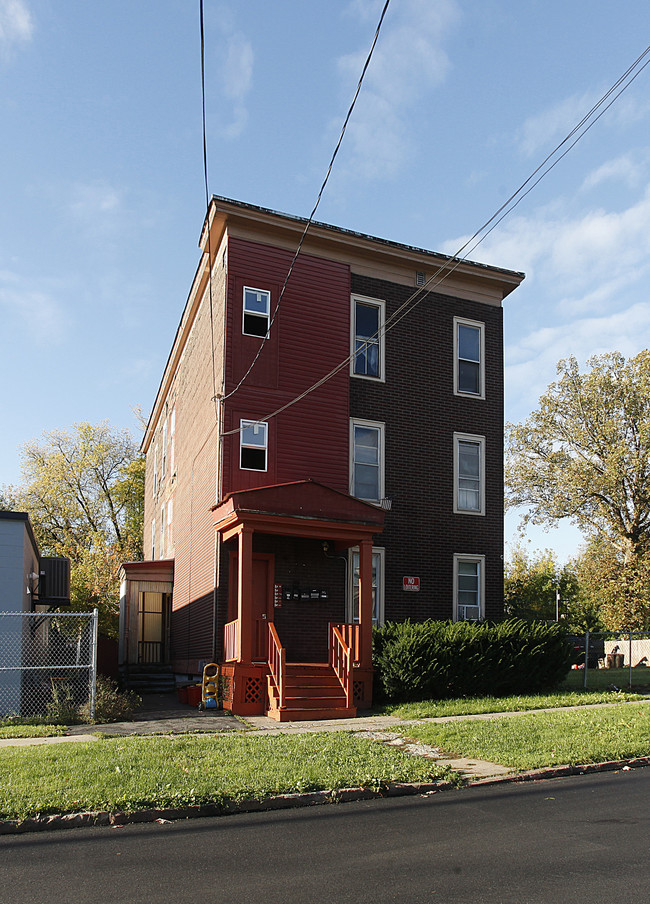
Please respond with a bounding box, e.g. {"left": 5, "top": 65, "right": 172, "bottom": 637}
{"left": 350, "top": 273, "right": 504, "bottom": 622}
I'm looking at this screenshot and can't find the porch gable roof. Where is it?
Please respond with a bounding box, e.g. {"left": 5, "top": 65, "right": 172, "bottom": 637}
{"left": 211, "top": 479, "right": 385, "bottom": 546}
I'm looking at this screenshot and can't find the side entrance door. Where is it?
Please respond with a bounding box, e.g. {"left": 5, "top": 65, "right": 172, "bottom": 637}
{"left": 229, "top": 553, "right": 274, "bottom": 661}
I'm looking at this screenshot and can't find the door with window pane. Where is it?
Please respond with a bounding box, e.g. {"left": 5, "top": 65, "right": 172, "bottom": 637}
{"left": 138, "top": 592, "right": 169, "bottom": 663}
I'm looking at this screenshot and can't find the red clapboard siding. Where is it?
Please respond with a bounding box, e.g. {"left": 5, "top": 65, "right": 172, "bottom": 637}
{"left": 223, "top": 237, "right": 351, "bottom": 496}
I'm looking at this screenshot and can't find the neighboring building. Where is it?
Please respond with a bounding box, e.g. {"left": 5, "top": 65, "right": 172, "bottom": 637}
{"left": 120, "top": 196, "right": 524, "bottom": 719}
{"left": 0, "top": 511, "right": 71, "bottom": 715}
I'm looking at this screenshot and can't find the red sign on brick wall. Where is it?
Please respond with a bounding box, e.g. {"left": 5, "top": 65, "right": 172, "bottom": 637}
{"left": 402, "top": 577, "right": 420, "bottom": 592}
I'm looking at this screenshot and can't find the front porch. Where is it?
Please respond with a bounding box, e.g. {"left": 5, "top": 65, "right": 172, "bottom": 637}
{"left": 212, "top": 480, "right": 384, "bottom": 720}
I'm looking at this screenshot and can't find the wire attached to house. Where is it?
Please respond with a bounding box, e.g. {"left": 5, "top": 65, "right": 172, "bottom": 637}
{"left": 199, "top": 0, "right": 220, "bottom": 423}
{"left": 220, "top": 40, "right": 650, "bottom": 438}
{"left": 219, "top": 0, "right": 392, "bottom": 403}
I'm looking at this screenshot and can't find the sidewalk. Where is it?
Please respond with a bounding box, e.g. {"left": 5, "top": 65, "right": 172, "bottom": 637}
{"left": 0, "top": 693, "right": 522, "bottom": 780}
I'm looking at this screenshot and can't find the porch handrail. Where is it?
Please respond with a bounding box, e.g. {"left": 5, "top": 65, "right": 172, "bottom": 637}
{"left": 268, "top": 622, "right": 285, "bottom": 709}
{"left": 329, "top": 623, "right": 353, "bottom": 709}
{"left": 224, "top": 619, "right": 239, "bottom": 662}
{"left": 335, "top": 622, "right": 360, "bottom": 663}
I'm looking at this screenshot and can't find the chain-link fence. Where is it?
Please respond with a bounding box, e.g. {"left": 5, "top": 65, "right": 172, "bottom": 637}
{"left": 565, "top": 631, "right": 650, "bottom": 690}
{"left": 0, "top": 611, "right": 98, "bottom": 720}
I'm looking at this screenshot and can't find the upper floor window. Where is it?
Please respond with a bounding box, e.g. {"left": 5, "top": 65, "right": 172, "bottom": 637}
{"left": 152, "top": 445, "right": 159, "bottom": 497}
{"left": 454, "top": 317, "right": 485, "bottom": 398}
{"left": 350, "top": 418, "right": 384, "bottom": 503}
{"left": 159, "top": 504, "right": 166, "bottom": 559}
{"left": 351, "top": 295, "right": 385, "bottom": 380}
{"left": 240, "top": 420, "right": 268, "bottom": 471}
{"left": 454, "top": 433, "right": 485, "bottom": 515}
{"left": 454, "top": 554, "right": 485, "bottom": 621}
{"left": 243, "top": 287, "right": 270, "bottom": 338}
{"left": 161, "top": 421, "right": 167, "bottom": 478}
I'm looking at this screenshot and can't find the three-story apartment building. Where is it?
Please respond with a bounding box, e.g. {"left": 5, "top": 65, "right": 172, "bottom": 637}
{"left": 119, "top": 196, "right": 524, "bottom": 719}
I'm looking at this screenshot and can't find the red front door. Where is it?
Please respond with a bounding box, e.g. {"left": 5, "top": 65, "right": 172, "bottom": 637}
{"left": 229, "top": 553, "right": 274, "bottom": 661}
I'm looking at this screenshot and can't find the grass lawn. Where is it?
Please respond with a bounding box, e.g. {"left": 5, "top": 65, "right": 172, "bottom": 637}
{"left": 561, "top": 667, "right": 650, "bottom": 691}
{"left": 0, "top": 723, "right": 66, "bottom": 739}
{"left": 398, "top": 703, "right": 650, "bottom": 771}
{"left": 0, "top": 731, "right": 450, "bottom": 822}
{"left": 385, "top": 688, "right": 645, "bottom": 720}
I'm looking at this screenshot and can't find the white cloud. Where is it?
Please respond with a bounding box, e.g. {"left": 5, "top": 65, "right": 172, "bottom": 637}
{"left": 581, "top": 153, "right": 647, "bottom": 192}
{"left": 505, "top": 302, "right": 650, "bottom": 422}
{"left": 0, "top": 0, "right": 32, "bottom": 59}
{"left": 0, "top": 270, "right": 65, "bottom": 345}
{"left": 214, "top": 12, "right": 254, "bottom": 140}
{"left": 518, "top": 86, "right": 650, "bottom": 159}
{"left": 69, "top": 181, "right": 122, "bottom": 220}
{"left": 334, "top": 0, "right": 460, "bottom": 179}
{"left": 447, "top": 182, "right": 650, "bottom": 295}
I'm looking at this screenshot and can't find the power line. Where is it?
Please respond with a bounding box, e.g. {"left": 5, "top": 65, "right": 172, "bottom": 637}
{"left": 219, "top": 0, "right": 391, "bottom": 402}
{"left": 221, "top": 41, "right": 650, "bottom": 438}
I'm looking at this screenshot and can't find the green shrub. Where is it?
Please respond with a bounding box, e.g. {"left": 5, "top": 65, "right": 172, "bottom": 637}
{"left": 79, "top": 677, "right": 141, "bottom": 724}
{"left": 373, "top": 619, "right": 573, "bottom": 703}
{"left": 46, "top": 681, "right": 83, "bottom": 725}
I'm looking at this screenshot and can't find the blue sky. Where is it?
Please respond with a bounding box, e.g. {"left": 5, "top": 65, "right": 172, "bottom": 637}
{"left": 2, "top": 0, "right": 650, "bottom": 562}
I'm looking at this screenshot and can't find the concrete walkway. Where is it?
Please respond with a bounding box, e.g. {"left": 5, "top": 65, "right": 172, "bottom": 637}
{"left": 0, "top": 693, "right": 524, "bottom": 780}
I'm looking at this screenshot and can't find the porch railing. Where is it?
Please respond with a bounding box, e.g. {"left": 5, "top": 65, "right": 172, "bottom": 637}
{"left": 329, "top": 623, "right": 354, "bottom": 709}
{"left": 268, "top": 623, "right": 285, "bottom": 710}
{"left": 223, "top": 619, "right": 239, "bottom": 662}
{"left": 137, "top": 640, "right": 162, "bottom": 664}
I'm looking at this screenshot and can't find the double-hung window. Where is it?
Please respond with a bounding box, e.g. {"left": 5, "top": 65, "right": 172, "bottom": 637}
{"left": 454, "top": 317, "right": 484, "bottom": 398}
{"left": 351, "top": 295, "right": 385, "bottom": 380}
{"left": 159, "top": 504, "right": 166, "bottom": 559}
{"left": 348, "top": 547, "right": 385, "bottom": 626}
{"left": 350, "top": 419, "right": 384, "bottom": 503}
{"left": 454, "top": 554, "right": 485, "bottom": 621}
{"left": 240, "top": 419, "right": 268, "bottom": 471}
{"left": 454, "top": 433, "right": 485, "bottom": 515}
{"left": 243, "top": 287, "right": 270, "bottom": 338}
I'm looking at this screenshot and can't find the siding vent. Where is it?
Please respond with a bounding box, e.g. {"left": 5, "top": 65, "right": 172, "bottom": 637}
{"left": 416, "top": 271, "right": 426, "bottom": 286}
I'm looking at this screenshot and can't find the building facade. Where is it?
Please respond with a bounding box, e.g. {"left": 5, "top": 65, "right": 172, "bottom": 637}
{"left": 120, "top": 196, "right": 524, "bottom": 719}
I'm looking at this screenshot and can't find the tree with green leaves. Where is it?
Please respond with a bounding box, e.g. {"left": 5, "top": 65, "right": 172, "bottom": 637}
{"left": 506, "top": 351, "right": 650, "bottom": 631}
{"left": 504, "top": 543, "right": 585, "bottom": 626}
{"left": 506, "top": 351, "right": 650, "bottom": 561}
{"left": 4, "top": 422, "right": 144, "bottom": 636}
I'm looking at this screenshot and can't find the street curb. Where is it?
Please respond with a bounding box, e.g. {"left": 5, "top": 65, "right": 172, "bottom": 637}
{"left": 2, "top": 757, "right": 649, "bottom": 835}
{"left": 0, "top": 781, "right": 449, "bottom": 835}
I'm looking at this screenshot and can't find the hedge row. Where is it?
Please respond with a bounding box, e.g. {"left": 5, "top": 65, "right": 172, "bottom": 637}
{"left": 372, "top": 619, "right": 573, "bottom": 703}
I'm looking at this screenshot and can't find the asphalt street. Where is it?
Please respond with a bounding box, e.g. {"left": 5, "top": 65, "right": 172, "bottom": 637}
{"left": 2, "top": 767, "right": 648, "bottom": 904}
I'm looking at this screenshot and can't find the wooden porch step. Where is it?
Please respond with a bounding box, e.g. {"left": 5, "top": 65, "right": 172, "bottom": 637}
{"left": 266, "top": 661, "right": 356, "bottom": 722}
{"left": 266, "top": 706, "right": 357, "bottom": 722}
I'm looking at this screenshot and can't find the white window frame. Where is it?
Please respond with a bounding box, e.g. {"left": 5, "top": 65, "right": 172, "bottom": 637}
{"left": 240, "top": 419, "right": 268, "bottom": 472}
{"left": 152, "top": 445, "right": 158, "bottom": 497}
{"left": 161, "top": 421, "right": 167, "bottom": 478}
{"left": 167, "top": 498, "right": 173, "bottom": 553}
{"left": 151, "top": 518, "right": 156, "bottom": 561}
{"left": 453, "top": 554, "right": 485, "bottom": 622}
{"left": 454, "top": 317, "right": 485, "bottom": 399}
{"left": 242, "top": 286, "right": 271, "bottom": 338}
{"left": 347, "top": 547, "right": 385, "bottom": 626}
{"left": 350, "top": 418, "right": 385, "bottom": 503}
{"left": 170, "top": 407, "right": 176, "bottom": 476}
{"left": 159, "top": 504, "right": 166, "bottom": 559}
{"left": 453, "top": 433, "right": 485, "bottom": 516}
{"left": 350, "top": 294, "right": 385, "bottom": 382}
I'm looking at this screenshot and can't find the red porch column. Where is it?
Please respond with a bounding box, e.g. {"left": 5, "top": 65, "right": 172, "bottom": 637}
{"left": 358, "top": 538, "right": 374, "bottom": 669}
{"left": 237, "top": 526, "right": 254, "bottom": 665}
